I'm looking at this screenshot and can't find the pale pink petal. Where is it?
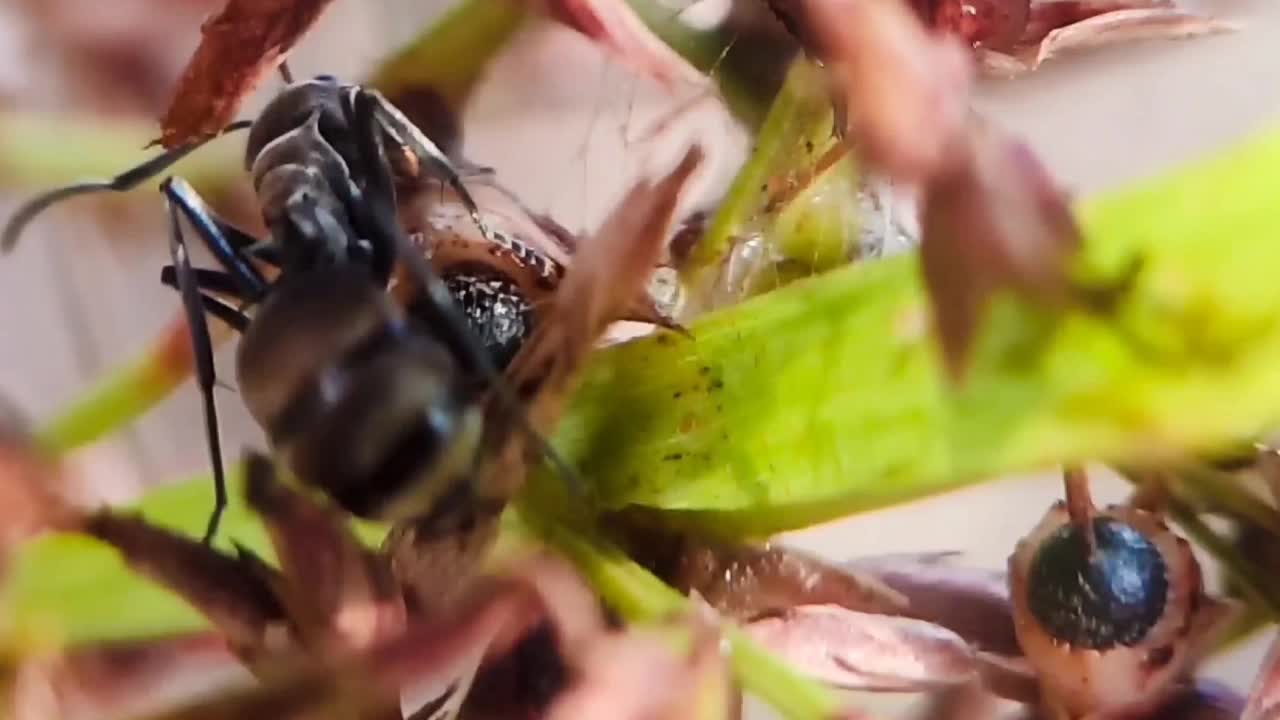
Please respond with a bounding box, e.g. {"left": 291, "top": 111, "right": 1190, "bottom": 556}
{"left": 745, "top": 604, "right": 976, "bottom": 691}
{"left": 1030, "top": 8, "right": 1238, "bottom": 70}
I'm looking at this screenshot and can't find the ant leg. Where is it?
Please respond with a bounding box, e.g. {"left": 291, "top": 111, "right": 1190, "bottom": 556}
{"left": 347, "top": 89, "right": 587, "bottom": 501}
{"left": 346, "top": 89, "right": 495, "bottom": 378}
{"left": 2, "top": 120, "right": 253, "bottom": 252}
{"left": 245, "top": 243, "right": 282, "bottom": 268}
{"left": 160, "top": 177, "right": 270, "bottom": 302}
{"left": 159, "top": 266, "right": 249, "bottom": 297}
{"left": 164, "top": 194, "right": 230, "bottom": 545}
{"left": 158, "top": 267, "right": 253, "bottom": 332}
{"left": 348, "top": 87, "right": 489, "bottom": 239}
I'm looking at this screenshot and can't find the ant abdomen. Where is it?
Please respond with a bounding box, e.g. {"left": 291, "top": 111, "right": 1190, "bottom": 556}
{"left": 236, "top": 267, "right": 483, "bottom": 521}
{"left": 287, "top": 342, "right": 481, "bottom": 522}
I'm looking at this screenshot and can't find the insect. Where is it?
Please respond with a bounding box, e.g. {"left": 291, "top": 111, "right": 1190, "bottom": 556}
{"left": 1008, "top": 466, "right": 1236, "bottom": 719}
{"left": 1, "top": 74, "right": 579, "bottom": 543}
{"left": 391, "top": 165, "right": 682, "bottom": 374}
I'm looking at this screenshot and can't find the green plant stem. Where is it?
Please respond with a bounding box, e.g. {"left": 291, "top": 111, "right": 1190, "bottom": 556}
{"left": 546, "top": 122, "right": 1280, "bottom": 538}
{"left": 510, "top": 501, "right": 841, "bottom": 720}
{"left": 679, "top": 57, "right": 851, "bottom": 310}
{"left": 624, "top": 0, "right": 789, "bottom": 129}
{"left": 369, "top": 0, "right": 527, "bottom": 109}
{"left": 0, "top": 113, "right": 242, "bottom": 193}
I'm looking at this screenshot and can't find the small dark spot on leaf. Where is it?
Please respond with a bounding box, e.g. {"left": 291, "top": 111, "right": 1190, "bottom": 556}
{"left": 709, "top": 379, "right": 724, "bottom": 391}
{"left": 672, "top": 391, "right": 683, "bottom": 399}
{"left": 663, "top": 452, "right": 685, "bottom": 462}
{"left": 699, "top": 366, "right": 711, "bottom": 376}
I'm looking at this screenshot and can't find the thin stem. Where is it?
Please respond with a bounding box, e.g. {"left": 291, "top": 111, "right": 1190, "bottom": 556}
{"left": 1063, "top": 465, "right": 1096, "bottom": 551}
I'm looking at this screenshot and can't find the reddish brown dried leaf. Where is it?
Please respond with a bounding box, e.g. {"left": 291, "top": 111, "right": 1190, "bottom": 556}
{"left": 745, "top": 604, "right": 977, "bottom": 692}
{"left": 919, "top": 118, "right": 1082, "bottom": 379}
{"left": 795, "top": 0, "right": 974, "bottom": 185}
{"left": 520, "top": 145, "right": 702, "bottom": 384}
{"left": 0, "top": 398, "right": 80, "bottom": 553}
{"left": 383, "top": 512, "right": 502, "bottom": 621}
{"left": 397, "top": 553, "right": 609, "bottom": 720}
{"left": 242, "top": 454, "right": 406, "bottom": 657}
{"left": 545, "top": 607, "right": 735, "bottom": 720}
{"left": 923, "top": 0, "right": 1031, "bottom": 51}
{"left": 476, "top": 146, "right": 704, "bottom": 505}
{"left": 618, "top": 525, "right": 908, "bottom": 620}
{"left": 85, "top": 512, "right": 286, "bottom": 661}
{"left": 156, "top": 0, "right": 336, "bottom": 148}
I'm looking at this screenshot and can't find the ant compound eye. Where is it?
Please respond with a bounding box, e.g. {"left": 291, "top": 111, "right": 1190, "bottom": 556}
{"left": 1026, "top": 516, "right": 1168, "bottom": 650}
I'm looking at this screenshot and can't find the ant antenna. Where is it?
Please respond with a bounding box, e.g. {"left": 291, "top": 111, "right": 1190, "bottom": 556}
{"left": 278, "top": 61, "right": 295, "bottom": 84}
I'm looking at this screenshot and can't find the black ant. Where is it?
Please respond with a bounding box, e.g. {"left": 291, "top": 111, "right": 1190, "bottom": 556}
{"left": 2, "top": 71, "right": 582, "bottom": 544}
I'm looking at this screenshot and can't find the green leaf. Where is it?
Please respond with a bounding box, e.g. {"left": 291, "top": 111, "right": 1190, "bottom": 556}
{"left": 2, "top": 469, "right": 256, "bottom": 649}
{"left": 14, "top": 124, "right": 1280, "bottom": 648}
{"left": 680, "top": 58, "right": 857, "bottom": 310}
{"left": 1, "top": 465, "right": 389, "bottom": 650}
{"left": 368, "top": 0, "right": 526, "bottom": 109}
{"left": 552, "top": 122, "right": 1280, "bottom": 537}
{"left": 0, "top": 112, "right": 242, "bottom": 194}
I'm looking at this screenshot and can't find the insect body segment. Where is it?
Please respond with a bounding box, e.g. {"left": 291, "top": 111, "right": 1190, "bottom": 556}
{"left": 1, "top": 74, "right": 506, "bottom": 542}
{"left": 397, "top": 170, "right": 685, "bottom": 374}
{"left": 236, "top": 267, "right": 483, "bottom": 522}
{"left": 1009, "top": 470, "right": 1236, "bottom": 719}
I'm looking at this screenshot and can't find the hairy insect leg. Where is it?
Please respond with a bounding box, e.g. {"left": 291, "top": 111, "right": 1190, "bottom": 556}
{"left": 1, "top": 120, "right": 253, "bottom": 252}
{"left": 160, "top": 178, "right": 270, "bottom": 301}
{"left": 163, "top": 188, "right": 230, "bottom": 545}
{"left": 346, "top": 89, "right": 587, "bottom": 501}
{"left": 361, "top": 88, "right": 490, "bottom": 239}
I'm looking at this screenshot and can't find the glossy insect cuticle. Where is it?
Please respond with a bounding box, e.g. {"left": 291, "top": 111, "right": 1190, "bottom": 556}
{"left": 1026, "top": 516, "right": 1168, "bottom": 650}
